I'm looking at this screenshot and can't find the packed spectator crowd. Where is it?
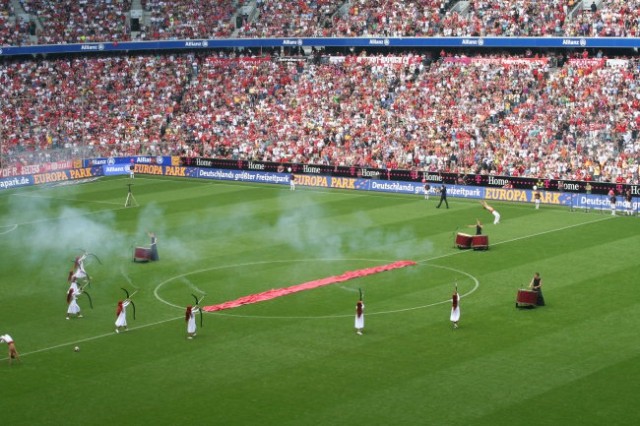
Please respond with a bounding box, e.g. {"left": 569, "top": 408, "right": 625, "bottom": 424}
{"left": 1, "top": 54, "right": 192, "bottom": 163}
{"left": 0, "top": 0, "right": 32, "bottom": 47}
{"left": 322, "top": 0, "right": 450, "bottom": 37}
{"left": 2, "top": 50, "right": 639, "bottom": 183}
{"left": 141, "top": 0, "right": 236, "bottom": 40}
{"left": 0, "top": 1, "right": 639, "bottom": 44}
{"left": 565, "top": 0, "right": 640, "bottom": 37}
{"left": 2, "top": 1, "right": 640, "bottom": 182}
{"left": 20, "top": 0, "right": 132, "bottom": 44}
{"left": 235, "top": 0, "right": 346, "bottom": 38}
{"left": 329, "top": 1, "right": 639, "bottom": 38}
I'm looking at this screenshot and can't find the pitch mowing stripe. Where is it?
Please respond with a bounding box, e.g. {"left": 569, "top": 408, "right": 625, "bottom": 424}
{"left": 0, "top": 205, "right": 130, "bottom": 229}
{"left": 425, "top": 214, "right": 613, "bottom": 263}
{"left": 0, "top": 204, "right": 613, "bottom": 361}
{"left": 353, "top": 303, "right": 640, "bottom": 424}
{"left": 12, "top": 192, "right": 123, "bottom": 206}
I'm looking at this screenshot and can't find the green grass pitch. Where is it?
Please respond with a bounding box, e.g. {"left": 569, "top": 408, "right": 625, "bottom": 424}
{"left": 1, "top": 176, "right": 639, "bottom": 425}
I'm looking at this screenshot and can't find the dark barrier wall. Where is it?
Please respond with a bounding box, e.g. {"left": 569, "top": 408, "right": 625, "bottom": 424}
{"left": 180, "top": 157, "right": 639, "bottom": 197}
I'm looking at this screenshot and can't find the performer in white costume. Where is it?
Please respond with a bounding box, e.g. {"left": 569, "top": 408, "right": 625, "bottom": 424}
{"left": 354, "top": 300, "right": 365, "bottom": 335}
{"left": 186, "top": 305, "right": 200, "bottom": 339}
{"left": 450, "top": 290, "right": 460, "bottom": 329}
{"left": 72, "top": 254, "right": 90, "bottom": 283}
{"left": 115, "top": 300, "right": 130, "bottom": 333}
{"left": 66, "top": 277, "right": 83, "bottom": 319}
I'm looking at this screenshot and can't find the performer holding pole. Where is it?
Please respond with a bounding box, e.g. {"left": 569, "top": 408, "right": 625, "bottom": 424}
{"left": 115, "top": 300, "right": 131, "bottom": 333}
{"left": 450, "top": 284, "right": 460, "bottom": 329}
{"left": 185, "top": 306, "right": 200, "bottom": 339}
{"left": 186, "top": 294, "right": 204, "bottom": 339}
{"left": 355, "top": 300, "right": 365, "bottom": 335}
{"left": 355, "top": 289, "right": 365, "bottom": 335}
{"left": 71, "top": 254, "right": 90, "bottom": 285}
{"left": 115, "top": 288, "right": 137, "bottom": 333}
{"left": 186, "top": 306, "right": 197, "bottom": 339}
{"left": 66, "top": 276, "right": 83, "bottom": 319}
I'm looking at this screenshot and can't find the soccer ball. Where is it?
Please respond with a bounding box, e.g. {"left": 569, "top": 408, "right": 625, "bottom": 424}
{"left": 287, "top": 167, "right": 292, "bottom": 173}
{"left": 74, "top": 346, "right": 80, "bottom": 352}
{"left": 533, "top": 186, "right": 537, "bottom": 191}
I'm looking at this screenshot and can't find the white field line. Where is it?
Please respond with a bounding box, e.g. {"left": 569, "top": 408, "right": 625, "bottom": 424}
{"left": 1, "top": 316, "right": 184, "bottom": 360}
{"left": 0, "top": 224, "right": 18, "bottom": 235}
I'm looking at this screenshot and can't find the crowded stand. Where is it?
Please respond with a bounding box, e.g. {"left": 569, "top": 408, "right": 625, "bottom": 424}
{"left": 2, "top": 51, "right": 639, "bottom": 183}
{"left": 565, "top": 0, "right": 640, "bottom": 37}
{"left": 2, "top": 1, "right": 640, "bottom": 184}
{"left": 235, "top": 0, "right": 346, "bottom": 38}
{"left": 328, "top": 1, "right": 594, "bottom": 37}
{"left": 240, "top": 0, "right": 639, "bottom": 39}
{"left": 445, "top": 0, "right": 569, "bottom": 37}
{"left": 0, "top": 0, "right": 639, "bottom": 43}
{"left": 164, "top": 51, "right": 640, "bottom": 182}
{"left": 326, "top": 0, "right": 450, "bottom": 37}
{"left": 0, "top": 0, "right": 12, "bottom": 20}
{"left": 140, "top": 0, "right": 236, "bottom": 40}
{"left": 0, "top": 54, "right": 192, "bottom": 165}
{"left": 0, "top": 0, "right": 32, "bottom": 47}
{"left": 19, "top": 0, "right": 132, "bottom": 44}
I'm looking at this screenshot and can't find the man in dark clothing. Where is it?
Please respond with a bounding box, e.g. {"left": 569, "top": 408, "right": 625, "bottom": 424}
{"left": 436, "top": 184, "right": 449, "bottom": 209}
{"left": 529, "top": 272, "right": 545, "bottom": 306}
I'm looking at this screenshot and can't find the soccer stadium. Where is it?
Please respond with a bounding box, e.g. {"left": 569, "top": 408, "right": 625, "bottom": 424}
{"left": 1, "top": 1, "right": 640, "bottom": 425}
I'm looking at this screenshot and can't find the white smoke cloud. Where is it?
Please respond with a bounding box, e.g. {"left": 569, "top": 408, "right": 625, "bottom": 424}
{"left": 274, "top": 191, "right": 432, "bottom": 260}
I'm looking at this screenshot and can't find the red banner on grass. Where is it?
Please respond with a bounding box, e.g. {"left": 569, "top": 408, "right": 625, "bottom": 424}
{"left": 202, "top": 260, "right": 416, "bottom": 312}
